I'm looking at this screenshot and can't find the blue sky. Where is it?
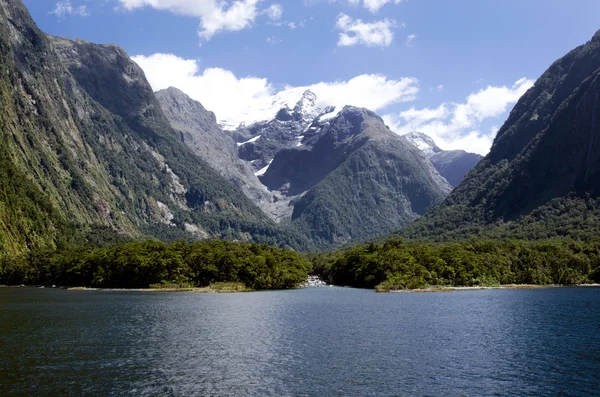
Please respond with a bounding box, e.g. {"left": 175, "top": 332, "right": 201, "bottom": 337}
{"left": 23, "top": 0, "right": 600, "bottom": 154}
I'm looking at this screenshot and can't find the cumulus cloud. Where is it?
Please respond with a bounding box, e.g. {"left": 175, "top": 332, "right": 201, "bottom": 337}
{"left": 264, "top": 4, "right": 283, "bottom": 20}
{"left": 116, "top": 0, "right": 264, "bottom": 40}
{"left": 50, "top": 1, "right": 89, "bottom": 18}
{"left": 336, "top": 13, "right": 396, "bottom": 47}
{"left": 361, "top": 0, "right": 403, "bottom": 13}
{"left": 133, "top": 53, "right": 419, "bottom": 129}
{"left": 383, "top": 78, "right": 535, "bottom": 155}
{"left": 405, "top": 33, "right": 416, "bottom": 47}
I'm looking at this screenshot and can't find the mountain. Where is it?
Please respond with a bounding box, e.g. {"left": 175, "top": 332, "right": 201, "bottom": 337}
{"left": 158, "top": 85, "right": 451, "bottom": 248}
{"left": 404, "top": 132, "right": 483, "bottom": 187}
{"left": 259, "top": 106, "right": 452, "bottom": 248}
{"left": 215, "top": 88, "right": 452, "bottom": 247}
{"left": 235, "top": 90, "right": 327, "bottom": 175}
{"left": 0, "top": 0, "right": 304, "bottom": 256}
{"left": 404, "top": 30, "right": 600, "bottom": 241}
{"left": 154, "top": 87, "right": 278, "bottom": 214}
{"left": 157, "top": 88, "right": 451, "bottom": 248}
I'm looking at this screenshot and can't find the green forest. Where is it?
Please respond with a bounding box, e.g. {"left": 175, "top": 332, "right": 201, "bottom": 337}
{"left": 311, "top": 238, "right": 600, "bottom": 291}
{"left": 0, "top": 240, "right": 311, "bottom": 290}
{"left": 2, "top": 236, "right": 600, "bottom": 291}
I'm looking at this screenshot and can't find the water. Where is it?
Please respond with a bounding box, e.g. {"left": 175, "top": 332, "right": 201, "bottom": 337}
{"left": 1, "top": 287, "right": 599, "bottom": 396}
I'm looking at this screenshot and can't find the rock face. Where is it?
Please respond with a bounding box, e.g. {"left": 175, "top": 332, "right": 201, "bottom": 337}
{"left": 236, "top": 89, "right": 327, "bottom": 173}
{"left": 404, "top": 30, "right": 600, "bottom": 241}
{"left": 404, "top": 132, "right": 482, "bottom": 187}
{"left": 0, "top": 0, "right": 298, "bottom": 255}
{"left": 155, "top": 87, "right": 273, "bottom": 212}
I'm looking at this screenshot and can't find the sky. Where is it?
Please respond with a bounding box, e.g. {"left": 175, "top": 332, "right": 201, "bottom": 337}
{"left": 23, "top": 0, "right": 600, "bottom": 155}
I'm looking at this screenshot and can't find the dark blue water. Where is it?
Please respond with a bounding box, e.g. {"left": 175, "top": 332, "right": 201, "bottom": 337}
{"left": 0, "top": 287, "right": 599, "bottom": 396}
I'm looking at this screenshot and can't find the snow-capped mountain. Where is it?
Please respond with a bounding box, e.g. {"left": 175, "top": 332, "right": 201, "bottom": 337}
{"left": 157, "top": 87, "right": 451, "bottom": 247}
{"left": 234, "top": 90, "right": 340, "bottom": 174}
{"left": 404, "top": 132, "right": 442, "bottom": 156}
{"left": 404, "top": 131, "right": 482, "bottom": 187}
{"left": 218, "top": 88, "right": 338, "bottom": 131}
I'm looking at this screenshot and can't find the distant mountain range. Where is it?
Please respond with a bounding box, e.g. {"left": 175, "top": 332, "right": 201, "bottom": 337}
{"left": 158, "top": 88, "right": 454, "bottom": 248}
{"left": 0, "top": 0, "right": 474, "bottom": 254}
{"left": 13, "top": 0, "right": 597, "bottom": 256}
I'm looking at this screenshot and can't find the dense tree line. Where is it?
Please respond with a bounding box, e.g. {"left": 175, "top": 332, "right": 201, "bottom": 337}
{"left": 0, "top": 240, "right": 311, "bottom": 290}
{"left": 311, "top": 238, "right": 600, "bottom": 291}
{"left": 3, "top": 235, "right": 600, "bottom": 292}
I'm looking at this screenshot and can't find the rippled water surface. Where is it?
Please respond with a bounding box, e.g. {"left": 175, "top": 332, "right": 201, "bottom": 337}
{"left": 1, "top": 287, "right": 599, "bottom": 396}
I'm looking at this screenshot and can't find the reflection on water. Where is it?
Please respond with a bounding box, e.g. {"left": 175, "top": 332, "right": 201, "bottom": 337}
{"left": 0, "top": 287, "right": 599, "bottom": 396}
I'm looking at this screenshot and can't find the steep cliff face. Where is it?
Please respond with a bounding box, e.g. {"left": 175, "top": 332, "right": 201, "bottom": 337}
{"left": 155, "top": 87, "right": 274, "bottom": 211}
{"left": 404, "top": 30, "right": 600, "bottom": 241}
{"left": 0, "top": 0, "right": 302, "bottom": 255}
{"left": 0, "top": 0, "right": 122, "bottom": 255}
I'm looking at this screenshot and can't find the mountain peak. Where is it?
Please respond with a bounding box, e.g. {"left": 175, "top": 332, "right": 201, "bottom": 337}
{"left": 404, "top": 132, "right": 442, "bottom": 156}
{"left": 293, "top": 90, "right": 320, "bottom": 123}
{"left": 300, "top": 89, "right": 317, "bottom": 101}
{"left": 593, "top": 29, "right": 600, "bottom": 42}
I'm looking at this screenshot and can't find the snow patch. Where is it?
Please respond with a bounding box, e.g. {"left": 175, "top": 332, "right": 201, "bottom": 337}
{"left": 404, "top": 132, "right": 439, "bottom": 157}
{"left": 318, "top": 106, "right": 341, "bottom": 122}
{"left": 237, "top": 135, "right": 261, "bottom": 146}
{"left": 255, "top": 159, "right": 273, "bottom": 177}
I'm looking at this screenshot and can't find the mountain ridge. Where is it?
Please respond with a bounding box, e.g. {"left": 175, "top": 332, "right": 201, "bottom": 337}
{"left": 403, "top": 29, "right": 600, "bottom": 241}
{"left": 0, "top": 0, "right": 310, "bottom": 255}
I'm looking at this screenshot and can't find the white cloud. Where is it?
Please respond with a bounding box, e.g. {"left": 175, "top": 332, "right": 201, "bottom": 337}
{"left": 133, "top": 53, "right": 419, "bottom": 129}
{"left": 383, "top": 78, "right": 535, "bottom": 155}
{"left": 335, "top": 0, "right": 403, "bottom": 13}
{"left": 361, "top": 0, "right": 403, "bottom": 13}
{"left": 264, "top": 4, "right": 283, "bottom": 20}
{"left": 49, "top": 1, "right": 89, "bottom": 18}
{"left": 336, "top": 13, "right": 396, "bottom": 48}
{"left": 116, "top": 0, "right": 262, "bottom": 40}
{"left": 405, "top": 33, "right": 416, "bottom": 47}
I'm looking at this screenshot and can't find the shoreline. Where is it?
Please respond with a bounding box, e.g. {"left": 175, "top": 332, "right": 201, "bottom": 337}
{"left": 0, "top": 285, "right": 250, "bottom": 293}
{"left": 3, "top": 283, "right": 600, "bottom": 293}
{"left": 390, "top": 284, "right": 600, "bottom": 293}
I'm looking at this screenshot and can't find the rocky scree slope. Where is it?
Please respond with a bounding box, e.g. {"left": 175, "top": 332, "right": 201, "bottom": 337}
{"left": 155, "top": 87, "right": 274, "bottom": 213}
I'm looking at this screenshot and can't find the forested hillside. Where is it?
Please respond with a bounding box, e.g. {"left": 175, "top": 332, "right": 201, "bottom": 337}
{"left": 403, "top": 30, "right": 600, "bottom": 242}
